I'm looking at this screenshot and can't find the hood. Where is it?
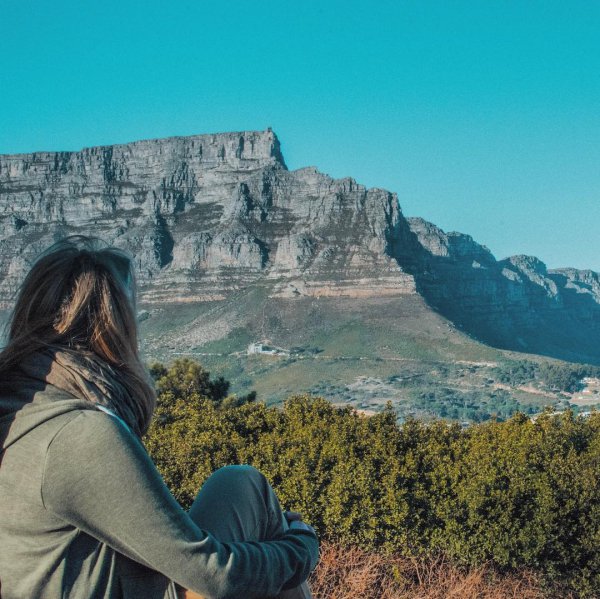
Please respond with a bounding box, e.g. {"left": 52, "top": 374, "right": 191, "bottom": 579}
{"left": 0, "top": 350, "right": 107, "bottom": 452}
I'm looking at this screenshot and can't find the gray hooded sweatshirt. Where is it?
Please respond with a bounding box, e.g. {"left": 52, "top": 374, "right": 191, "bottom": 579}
{"left": 0, "top": 350, "right": 318, "bottom": 599}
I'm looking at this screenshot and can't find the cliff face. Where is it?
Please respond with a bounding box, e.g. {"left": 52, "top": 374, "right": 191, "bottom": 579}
{"left": 0, "top": 129, "right": 415, "bottom": 305}
{"left": 1, "top": 129, "right": 599, "bottom": 363}
{"left": 0, "top": 129, "right": 285, "bottom": 298}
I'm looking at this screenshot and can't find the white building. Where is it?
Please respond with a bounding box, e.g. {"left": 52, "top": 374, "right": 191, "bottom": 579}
{"left": 247, "top": 341, "right": 289, "bottom": 356}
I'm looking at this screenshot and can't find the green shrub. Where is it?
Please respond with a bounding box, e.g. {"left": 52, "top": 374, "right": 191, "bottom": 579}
{"left": 144, "top": 359, "right": 600, "bottom": 597}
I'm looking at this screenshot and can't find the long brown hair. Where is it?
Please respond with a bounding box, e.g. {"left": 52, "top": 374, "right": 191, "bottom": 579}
{"left": 0, "top": 235, "right": 156, "bottom": 435}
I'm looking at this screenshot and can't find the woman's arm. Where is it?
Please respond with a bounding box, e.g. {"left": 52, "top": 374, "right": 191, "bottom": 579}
{"left": 41, "top": 410, "right": 318, "bottom": 599}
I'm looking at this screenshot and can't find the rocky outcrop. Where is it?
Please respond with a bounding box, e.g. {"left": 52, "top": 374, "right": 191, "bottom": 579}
{"left": 1, "top": 129, "right": 599, "bottom": 363}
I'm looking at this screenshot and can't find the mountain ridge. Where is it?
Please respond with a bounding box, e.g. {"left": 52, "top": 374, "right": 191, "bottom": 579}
{"left": 1, "top": 129, "right": 599, "bottom": 369}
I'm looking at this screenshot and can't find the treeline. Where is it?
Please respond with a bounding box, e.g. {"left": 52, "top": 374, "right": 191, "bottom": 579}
{"left": 494, "top": 359, "right": 600, "bottom": 393}
{"left": 144, "top": 359, "right": 600, "bottom": 597}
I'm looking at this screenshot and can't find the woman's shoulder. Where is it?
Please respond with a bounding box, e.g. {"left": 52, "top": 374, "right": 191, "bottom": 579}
{"left": 49, "top": 408, "right": 133, "bottom": 449}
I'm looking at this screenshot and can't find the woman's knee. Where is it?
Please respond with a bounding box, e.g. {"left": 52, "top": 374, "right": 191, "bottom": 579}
{"left": 214, "top": 464, "right": 262, "bottom": 477}
{"left": 211, "top": 464, "right": 266, "bottom": 487}
{"left": 201, "top": 464, "right": 272, "bottom": 506}
{"left": 189, "top": 464, "right": 282, "bottom": 542}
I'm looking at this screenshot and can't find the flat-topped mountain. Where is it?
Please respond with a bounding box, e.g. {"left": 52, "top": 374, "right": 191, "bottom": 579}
{"left": 1, "top": 129, "right": 600, "bottom": 386}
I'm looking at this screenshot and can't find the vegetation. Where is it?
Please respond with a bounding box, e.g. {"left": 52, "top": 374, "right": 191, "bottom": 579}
{"left": 310, "top": 542, "right": 548, "bottom": 599}
{"left": 494, "top": 360, "right": 600, "bottom": 393}
{"left": 144, "top": 358, "right": 600, "bottom": 597}
{"left": 413, "top": 387, "right": 535, "bottom": 422}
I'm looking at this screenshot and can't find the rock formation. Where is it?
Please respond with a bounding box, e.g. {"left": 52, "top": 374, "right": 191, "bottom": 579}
{"left": 1, "top": 129, "right": 599, "bottom": 363}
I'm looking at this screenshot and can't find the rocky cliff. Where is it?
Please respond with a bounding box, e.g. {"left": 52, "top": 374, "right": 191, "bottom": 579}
{"left": 1, "top": 129, "right": 599, "bottom": 363}
{"left": 0, "top": 129, "right": 415, "bottom": 304}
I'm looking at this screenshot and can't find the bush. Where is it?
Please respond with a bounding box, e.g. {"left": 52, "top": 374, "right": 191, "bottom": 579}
{"left": 144, "top": 359, "right": 600, "bottom": 596}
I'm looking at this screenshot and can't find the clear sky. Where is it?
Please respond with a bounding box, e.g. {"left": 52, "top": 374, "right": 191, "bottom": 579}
{"left": 1, "top": 1, "right": 599, "bottom": 270}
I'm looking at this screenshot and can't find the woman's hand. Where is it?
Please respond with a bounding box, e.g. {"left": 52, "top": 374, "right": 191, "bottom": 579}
{"left": 284, "top": 511, "right": 316, "bottom": 536}
{"left": 283, "top": 510, "right": 303, "bottom": 524}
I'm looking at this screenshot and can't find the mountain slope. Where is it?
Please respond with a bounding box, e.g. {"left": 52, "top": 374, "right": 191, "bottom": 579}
{"left": 1, "top": 129, "right": 599, "bottom": 414}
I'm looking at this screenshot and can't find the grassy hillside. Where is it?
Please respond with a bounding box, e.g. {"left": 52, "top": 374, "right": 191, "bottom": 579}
{"left": 139, "top": 285, "right": 600, "bottom": 422}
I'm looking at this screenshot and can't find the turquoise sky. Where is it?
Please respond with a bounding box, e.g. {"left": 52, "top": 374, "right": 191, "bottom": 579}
{"left": 1, "top": 1, "right": 599, "bottom": 270}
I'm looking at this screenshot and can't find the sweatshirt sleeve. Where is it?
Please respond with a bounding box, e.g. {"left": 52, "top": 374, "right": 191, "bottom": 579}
{"left": 41, "top": 410, "right": 319, "bottom": 599}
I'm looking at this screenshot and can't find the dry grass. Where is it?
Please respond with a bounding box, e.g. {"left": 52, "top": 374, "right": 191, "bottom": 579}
{"left": 308, "top": 542, "right": 564, "bottom": 599}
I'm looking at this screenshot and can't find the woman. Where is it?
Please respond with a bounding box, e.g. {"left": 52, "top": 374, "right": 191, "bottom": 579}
{"left": 0, "top": 236, "right": 318, "bottom": 599}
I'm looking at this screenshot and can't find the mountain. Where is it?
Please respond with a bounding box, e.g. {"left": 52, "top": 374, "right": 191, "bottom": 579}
{"left": 1, "top": 129, "right": 599, "bottom": 412}
{"left": 0, "top": 129, "right": 417, "bottom": 302}
{"left": 405, "top": 219, "right": 600, "bottom": 364}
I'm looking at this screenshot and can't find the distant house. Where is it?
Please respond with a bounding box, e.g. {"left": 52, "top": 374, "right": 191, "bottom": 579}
{"left": 247, "top": 341, "right": 289, "bottom": 357}
{"left": 247, "top": 342, "right": 265, "bottom": 354}
{"left": 581, "top": 377, "right": 600, "bottom": 393}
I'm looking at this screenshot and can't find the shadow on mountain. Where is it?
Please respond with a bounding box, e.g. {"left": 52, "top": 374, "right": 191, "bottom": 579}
{"left": 396, "top": 218, "right": 600, "bottom": 365}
